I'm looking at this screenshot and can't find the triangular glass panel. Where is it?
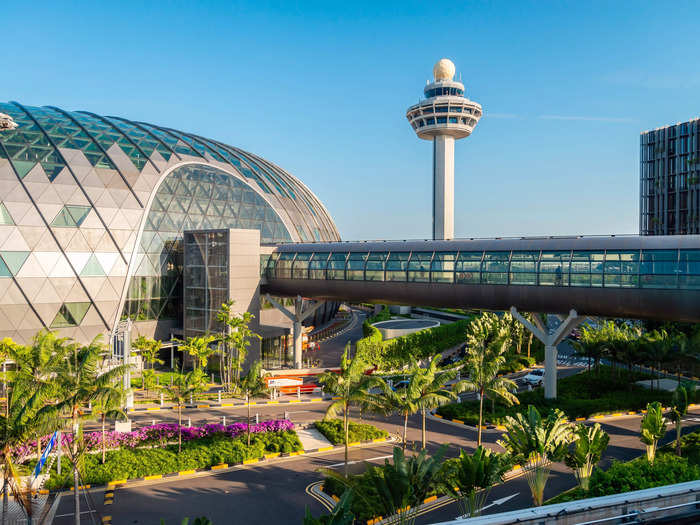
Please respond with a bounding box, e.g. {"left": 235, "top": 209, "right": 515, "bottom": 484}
{"left": 11, "top": 160, "right": 37, "bottom": 179}
{"left": 80, "top": 254, "right": 106, "bottom": 276}
{"left": 50, "top": 304, "right": 77, "bottom": 328}
{"left": 66, "top": 205, "right": 91, "bottom": 226}
{"left": 65, "top": 302, "right": 91, "bottom": 325}
{"left": 0, "top": 203, "right": 15, "bottom": 226}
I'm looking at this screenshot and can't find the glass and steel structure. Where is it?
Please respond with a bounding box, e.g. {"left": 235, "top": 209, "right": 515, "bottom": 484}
{"left": 267, "top": 247, "right": 700, "bottom": 289}
{"left": 0, "top": 101, "right": 340, "bottom": 344}
{"left": 264, "top": 236, "right": 700, "bottom": 322}
{"left": 640, "top": 118, "right": 700, "bottom": 235}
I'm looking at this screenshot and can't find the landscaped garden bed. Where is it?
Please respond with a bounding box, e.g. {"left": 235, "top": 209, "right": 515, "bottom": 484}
{"left": 548, "top": 430, "right": 700, "bottom": 504}
{"left": 436, "top": 367, "right": 691, "bottom": 425}
{"left": 314, "top": 419, "right": 388, "bottom": 444}
{"left": 25, "top": 420, "right": 302, "bottom": 489}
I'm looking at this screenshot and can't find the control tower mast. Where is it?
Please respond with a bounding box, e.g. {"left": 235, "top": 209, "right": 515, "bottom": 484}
{"left": 406, "top": 59, "right": 482, "bottom": 240}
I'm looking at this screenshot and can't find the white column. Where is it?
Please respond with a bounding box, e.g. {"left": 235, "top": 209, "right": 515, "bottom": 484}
{"left": 433, "top": 135, "right": 455, "bottom": 240}
{"left": 265, "top": 294, "right": 324, "bottom": 370}
{"left": 510, "top": 307, "right": 586, "bottom": 400}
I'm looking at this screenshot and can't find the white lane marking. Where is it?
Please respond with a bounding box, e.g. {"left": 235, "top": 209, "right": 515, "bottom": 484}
{"left": 325, "top": 454, "right": 393, "bottom": 468}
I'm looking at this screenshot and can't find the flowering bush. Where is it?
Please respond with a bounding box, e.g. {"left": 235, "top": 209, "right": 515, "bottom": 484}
{"left": 16, "top": 419, "right": 294, "bottom": 458}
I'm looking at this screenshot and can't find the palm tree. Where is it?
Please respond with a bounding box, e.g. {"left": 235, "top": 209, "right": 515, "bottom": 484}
{"left": 0, "top": 367, "right": 58, "bottom": 525}
{"left": 322, "top": 445, "right": 448, "bottom": 525}
{"left": 456, "top": 313, "right": 519, "bottom": 446}
{"left": 10, "top": 331, "right": 68, "bottom": 458}
{"left": 669, "top": 333, "right": 697, "bottom": 386}
{"left": 132, "top": 335, "right": 163, "bottom": 394}
{"left": 669, "top": 386, "right": 689, "bottom": 457}
{"left": 41, "top": 336, "right": 129, "bottom": 525}
{"left": 161, "top": 370, "right": 207, "bottom": 453}
{"left": 640, "top": 401, "right": 667, "bottom": 464}
{"left": 570, "top": 327, "right": 606, "bottom": 374}
{"left": 564, "top": 423, "right": 609, "bottom": 491}
{"left": 318, "top": 345, "right": 380, "bottom": 475}
{"left": 93, "top": 386, "right": 127, "bottom": 464}
{"left": 238, "top": 361, "right": 269, "bottom": 446}
{"left": 640, "top": 330, "right": 671, "bottom": 390}
{"left": 216, "top": 301, "right": 261, "bottom": 388}
{"left": 178, "top": 335, "right": 218, "bottom": 373}
{"left": 412, "top": 355, "right": 459, "bottom": 449}
{"left": 382, "top": 378, "right": 420, "bottom": 451}
{"left": 440, "top": 446, "right": 512, "bottom": 518}
{"left": 497, "top": 405, "right": 573, "bottom": 506}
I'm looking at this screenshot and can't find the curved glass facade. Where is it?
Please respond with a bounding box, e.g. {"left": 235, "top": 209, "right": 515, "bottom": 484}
{"left": 0, "top": 101, "right": 339, "bottom": 344}
{"left": 267, "top": 248, "right": 700, "bottom": 290}
{"left": 123, "top": 164, "right": 292, "bottom": 321}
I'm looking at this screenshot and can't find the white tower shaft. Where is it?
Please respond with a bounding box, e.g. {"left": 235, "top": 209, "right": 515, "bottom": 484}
{"left": 432, "top": 135, "right": 455, "bottom": 240}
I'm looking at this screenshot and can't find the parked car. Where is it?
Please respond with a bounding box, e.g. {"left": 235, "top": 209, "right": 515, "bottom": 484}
{"left": 522, "top": 368, "right": 545, "bottom": 387}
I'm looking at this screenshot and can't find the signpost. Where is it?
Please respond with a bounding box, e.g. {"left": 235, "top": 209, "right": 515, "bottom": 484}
{"left": 33, "top": 431, "right": 58, "bottom": 480}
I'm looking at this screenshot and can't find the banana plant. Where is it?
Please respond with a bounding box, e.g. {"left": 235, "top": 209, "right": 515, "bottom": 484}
{"left": 497, "top": 405, "right": 573, "bottom": 506}
{"left": 640, "top": 401, "right": 667, "bottom": 464}
{"left": 564, "top": 423, "right": 609, "bottom": 491}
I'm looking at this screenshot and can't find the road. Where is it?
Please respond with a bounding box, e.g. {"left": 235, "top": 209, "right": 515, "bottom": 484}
{"left": 52, "top": 389, "right": 700, "bottom": 525}
{"left": 52, "top": 312, "right": 697, "bottom": 525}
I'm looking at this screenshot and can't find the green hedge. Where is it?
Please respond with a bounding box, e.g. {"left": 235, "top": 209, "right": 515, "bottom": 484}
{"left": 37, "top": 431, "right": 302, "bottom": 490}
{"left": 315, "top": 419, "right": 388, "bottom": 444}
{"left": 549, "top": 453, "right": 700, "bottom": 503}
{"left": 437, "top": 367, "right": 679, "bottom": 425}
{"left": 357, "top": 319, "right": 471, "bottom": 370}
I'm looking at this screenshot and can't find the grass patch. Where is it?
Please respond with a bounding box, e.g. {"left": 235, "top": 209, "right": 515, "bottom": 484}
{"left": 437, "top": 367, "right": 680, "bottom": 425}
{"left": 314, "top": 419, "right": 388, "bottom": 444}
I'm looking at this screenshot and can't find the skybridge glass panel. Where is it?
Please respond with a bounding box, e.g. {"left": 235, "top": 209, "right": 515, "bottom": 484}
{"left": 265, "top": 252, "right": 279, "bottom": 278}
{"left": 309, "top": 252, "right": 330, "bottom": 279}
{"left": 570, "top": 251, "right": 604, "bottom": 287}
{"left": 455, "top": 252, "right": 482, "bottom": 284}
{"left": 291, "top": 252, "right": 312, "bottom": 279}
{"left": 365, "top": 252, "right": 388, "bottom": 281}
{"left": 431, "top": 252, "right": 456, "bottom": 283}
{"left": 509, "top": 251, "right": 539, "bottom": 285}
{"left": 679, "top": 250, "right": 700, "bottom": 289}
{"left": 275, "top": 252, "right": 296, "bottom": 279}
{"left": 640, "top": 250, "right": 678, "bottom": 288}
{"left": 346, "top": 252, "right": 368, "bottom": 281}
{"left": 407, "top": 252, "right": 433, "bottom": 282}
{"left": 603, "top": 251, "right": 640, "bottom": 288}
{"left": 481, "top": 252, "right": 509, "bottom": 285}
{"left": 386, "top": 252, "right": 411, "bottom": 282}
{"left": 539, "top": 251, "right": 571, "bottom": 286}
{"left": 327, "top": 253, "right": 348, "bottom": 280}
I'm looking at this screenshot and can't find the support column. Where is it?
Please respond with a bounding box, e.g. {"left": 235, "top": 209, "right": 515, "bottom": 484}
{"left": 266, "top": 294, "right": 324, "bottom": 369}
{"left": 433, "top": 135, "right": 455, "bottom": 240}
{"left": 510, "top": 307, "right": 585, "bottom": 399}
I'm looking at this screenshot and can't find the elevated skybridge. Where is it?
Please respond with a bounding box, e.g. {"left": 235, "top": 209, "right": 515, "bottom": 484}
{"left": 262, "top": 235, "right": 700, "bottom": 323}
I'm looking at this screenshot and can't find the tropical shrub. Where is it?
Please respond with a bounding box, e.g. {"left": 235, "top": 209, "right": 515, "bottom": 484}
{"left": 37, "top": 430, "right": 302, "bottom": 489}
{"left": 315, "top": 419, "right": 388, "bottom": 444}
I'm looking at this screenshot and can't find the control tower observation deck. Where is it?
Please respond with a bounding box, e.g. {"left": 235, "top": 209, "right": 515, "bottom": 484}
{"left": 406, "top": 59, "right": 482, "bottom": 240}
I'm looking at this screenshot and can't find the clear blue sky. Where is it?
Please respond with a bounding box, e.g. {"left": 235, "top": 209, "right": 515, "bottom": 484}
{"left": 4, "top": 1, "right": 699, "bottom": 240}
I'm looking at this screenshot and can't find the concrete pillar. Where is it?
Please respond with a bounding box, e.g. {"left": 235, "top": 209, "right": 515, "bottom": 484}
{"left": 510, "top": 307, "right": 585, "bottom": 399}
{"left": 265, "top": 294, "right": 324, "bottom": 370}
{"left": 433, "top": 135, "right": 455, "bottom": 240}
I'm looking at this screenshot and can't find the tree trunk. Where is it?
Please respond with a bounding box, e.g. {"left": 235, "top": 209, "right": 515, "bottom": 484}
{"left": 72, "top": 417, "right": 80, "bottom": 525}
{"left": 101, "top": 414, "right": 106, "bottom": 464}
{"left": 247, "top": 394, "right": 251, "bottom": 447}
{"left": 343, "top": 403, "right": 349, "bottom": 476}
{"left": 402, "top": 412, "right": 408, "bottom": 451}
{"left": 2, "top": 471, "right": 8, "bottom": 525}
{"left": 676, "top": 421, "right": 683, "bottom": 457}
{"left": 421, "top": 408, "right": 426, "bottom": 450}
{"left": 178, "top": 405, "right": 182, "bottom": 454}
{"left": 477, "top": 387, "right": 484, "bottom": 446}
{"left": 527, "top": 333, "right": 533, "bottom": 359}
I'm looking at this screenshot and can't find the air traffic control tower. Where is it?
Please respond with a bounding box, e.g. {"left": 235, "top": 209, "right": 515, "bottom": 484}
{"left": 406, "top": 59, "right": 482, "bottom": 240}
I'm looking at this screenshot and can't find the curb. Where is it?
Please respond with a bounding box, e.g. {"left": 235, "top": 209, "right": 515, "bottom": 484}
{"left": 430, "top": 403, "right": 700, "bottom": 431}
{"left": 45, "top": 436, "right": 395, "bottom": 495}
{"left": 127, "top": 396, "right": 330, "bottom": 413}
